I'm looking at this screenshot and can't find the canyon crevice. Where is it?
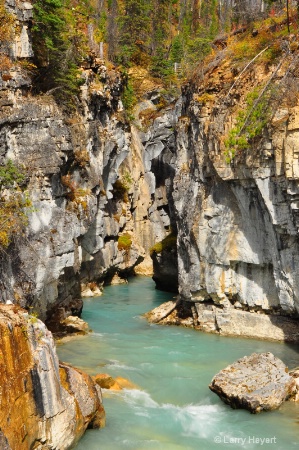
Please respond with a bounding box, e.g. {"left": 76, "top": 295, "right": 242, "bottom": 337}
{"left": 1, "top": 0, "right": 299, "bottom": 447}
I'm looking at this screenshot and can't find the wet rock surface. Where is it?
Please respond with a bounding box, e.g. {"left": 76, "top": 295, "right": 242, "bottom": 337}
{"left": 209, "top": 352, "right": 297, "bottom": 413}
{"left": 94, "top": 373, "right": 138, "bottom": 391}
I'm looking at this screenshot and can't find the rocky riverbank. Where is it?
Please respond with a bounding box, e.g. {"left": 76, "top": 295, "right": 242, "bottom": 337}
{"left": 2, "top": 1, "right": 299, "bottom": 446}
{"left": 0, "top": 0, "right": 176, "bottom": 334}
{"left": 145, "top": 299, "right": 299, "bottom": 341}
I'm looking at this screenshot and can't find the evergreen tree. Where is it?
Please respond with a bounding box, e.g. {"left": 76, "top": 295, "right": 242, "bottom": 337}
{"left": 117, "top": 0, "right": 152, "bottom": 65}
{"left": 32, "top": 0, "right": 89, "bottom": 107}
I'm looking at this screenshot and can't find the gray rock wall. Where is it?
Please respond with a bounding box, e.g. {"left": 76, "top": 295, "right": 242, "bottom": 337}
{"left": 5, "top": 0, "right": 33, "bottom": 59}
{"left": 0, "top": 46, "right": 177, "bottom": 327}
{"left": 166, "top": 54, "right": 299, "bottom": 338}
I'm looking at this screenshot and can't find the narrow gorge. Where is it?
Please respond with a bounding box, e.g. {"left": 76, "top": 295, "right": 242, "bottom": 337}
{"left": 1, "top": 0, "right": 299, "bottom": 448}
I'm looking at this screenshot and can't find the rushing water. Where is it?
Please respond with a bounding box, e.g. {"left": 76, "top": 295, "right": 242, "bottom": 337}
{"left": 57, "top": 276, "right": 299, "bottom": 450}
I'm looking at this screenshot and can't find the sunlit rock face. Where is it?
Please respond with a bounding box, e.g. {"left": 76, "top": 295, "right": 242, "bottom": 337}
{"left": 5, "top": 0, "right": 33, "bottom": 59}
{"left": 0, "top": 2, "right": 179, "bottom": 327}
{"left": 146, "top": 52, "right": 299, "bottom": 339}
{"left": 0, "top": 60, "right": 177, "bottom": 328}
{"left": 0, "top": 305, "right": 105, "bottom": 449}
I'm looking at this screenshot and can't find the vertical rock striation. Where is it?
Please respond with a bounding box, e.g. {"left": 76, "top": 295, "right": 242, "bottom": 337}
{"left": 0, "top": 58, "right": 178, "bottom": 329}
{"left": 0, "top": 1, "right": 180, "bottom": 326}
{"left": 159, "top": 47, "right": 299, "bottom": 340}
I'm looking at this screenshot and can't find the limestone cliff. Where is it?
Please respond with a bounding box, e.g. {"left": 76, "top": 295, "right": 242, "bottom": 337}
{"left": 152, "top": 35, "right": 299, "bottom": 341}
{"left": 0, "top": 304, "right": 105, "bottom": 449}
{"left": 0, "top": 0, "right": 176, "bottom": 331}
{"left": 3, "top": 0, "right": 299, "bottom": 348}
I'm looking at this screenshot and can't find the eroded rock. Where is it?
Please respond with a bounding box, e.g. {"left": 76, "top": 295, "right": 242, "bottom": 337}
{"left": 145, "top": 300, "right": 177, "bottom": 324}
{"left": 163, "top": 50, "right": 299, "bottom": 340}
{"left": 0, "top": 305, "right": 105, "bottom": 449}
{"left": 81, "top": 282, "right": 103, "bottom": 298}
{"left": 60, "top": 315, "right": 89, "bottom": 335}
{"left": 209, "top": 352, "right": 297, "bottom": 413}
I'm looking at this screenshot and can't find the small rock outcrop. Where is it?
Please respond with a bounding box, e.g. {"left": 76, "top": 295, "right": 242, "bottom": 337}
{"left": 145, "top": 300, "right": 178, "bottom": 323}
{"left": 209, "top": 352, "right": 297, "bottom": 413}
{"left": 290, "top": 367, "right": 299, "bottom": 401}
{"left": 59, "top": 315, "right": 89, "bottom": 335}
{"left": 0, "top": 305, "right": 105, "bottom": 449}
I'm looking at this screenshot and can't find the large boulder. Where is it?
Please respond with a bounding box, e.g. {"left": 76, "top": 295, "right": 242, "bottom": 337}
{"left": 209, "top": 352, "right": 297, "bottom": 413}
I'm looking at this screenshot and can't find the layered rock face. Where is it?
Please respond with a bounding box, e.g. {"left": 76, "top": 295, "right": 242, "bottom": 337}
{"left": 0, "top": 8, "right": 176, "bottom": 330}
{"left": 164, "top": 47, "right": 299, "bottom": 340}
{"left": 0, "top": 64, "right": 130, "bottom": 325}
{"left": 0, "top": 305, "right": 105, "bottom": 449}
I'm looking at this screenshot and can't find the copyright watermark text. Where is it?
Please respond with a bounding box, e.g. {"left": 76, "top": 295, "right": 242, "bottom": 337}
{"left": 214, "top": 436, "right": 277, "bottom": 446}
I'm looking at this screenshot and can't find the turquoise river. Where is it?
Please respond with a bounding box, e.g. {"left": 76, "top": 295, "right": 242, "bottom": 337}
{"left": 57, "top": 276, "right": 299, "bottom": 450}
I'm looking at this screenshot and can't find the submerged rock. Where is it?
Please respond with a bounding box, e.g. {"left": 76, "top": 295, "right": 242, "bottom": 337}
{"left": 94, "top": 373, "right": 117, "bottom": 389}
{"left": 114, "top": 376, "right": 139, "bottom": 390}
{"left": 0, "top": 305, "right": 105, "bottom": 449}
{"left": 110, "top": 273, "right": 128, "bottom": 285}
{"left": 94, "top": 373, "right": 138, "bottom": 391}
{"left": 209, "top": 352, "right": 297, "bottom": 413}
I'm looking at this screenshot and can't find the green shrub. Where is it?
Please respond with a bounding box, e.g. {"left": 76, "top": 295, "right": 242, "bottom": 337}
{"left": 224, "top": 86, "right": 271, "bottom": 163}
{"left": 150, "top": 47, "right": 175, "bottom": 84}
{"left": 118, "top": 233, "right": 132, "bottom": 251}
{"left": 150, "top": 232, "right": 177, "bottom": 256}
{"left": 0, "top": 159, "right": 25, "bottom": 188}
{"left": 0, "top": 161, "right": 30, "bottom": 247}
{"left": 121, "top": 78, "right": 137, "bottom": 120}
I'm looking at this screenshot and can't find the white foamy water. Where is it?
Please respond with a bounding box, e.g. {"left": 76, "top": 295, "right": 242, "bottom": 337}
{"left": 105, "top": 360, "right": 138, "bottom": 371}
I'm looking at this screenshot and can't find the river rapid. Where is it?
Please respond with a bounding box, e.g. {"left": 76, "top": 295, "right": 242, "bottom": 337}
{"left": 57, "top": 276, "right": 299, "bottom": 450}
